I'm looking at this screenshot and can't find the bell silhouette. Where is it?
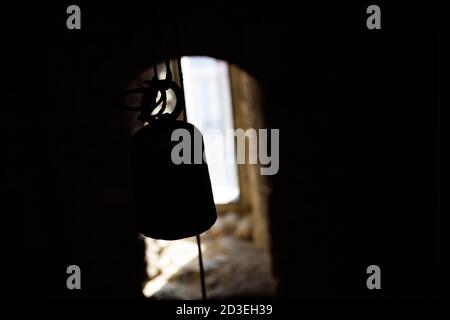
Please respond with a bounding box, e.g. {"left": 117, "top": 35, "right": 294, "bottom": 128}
{"left": 125, "top": 60, "right": 216, "bottom": 240}
{"left": 129, "top": 116, "right": 217, "bottom": 240}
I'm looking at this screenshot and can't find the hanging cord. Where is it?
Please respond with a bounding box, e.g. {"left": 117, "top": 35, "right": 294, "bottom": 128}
{"left": 175, "top": 21, "right": 186, "bottom": 121}
{"left": 196, "top": 235, "right": 207, "bottom": 300}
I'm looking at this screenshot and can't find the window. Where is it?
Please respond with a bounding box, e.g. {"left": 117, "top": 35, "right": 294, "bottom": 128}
{"left": 181, "top": 56, "right": 240, "bottom": 204}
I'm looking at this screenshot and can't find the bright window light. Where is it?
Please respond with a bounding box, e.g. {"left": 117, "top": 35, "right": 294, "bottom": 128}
{"left": 181, "top": 56, "right": 240, "bottom": 204}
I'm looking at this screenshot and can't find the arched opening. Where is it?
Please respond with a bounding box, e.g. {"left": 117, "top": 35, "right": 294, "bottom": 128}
{"left": 124, "top": 56, "right": 276, "bottom": 299}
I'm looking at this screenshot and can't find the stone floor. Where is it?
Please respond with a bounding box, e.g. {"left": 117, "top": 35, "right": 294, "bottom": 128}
{"left": 143, "top": 212, "right": 276, "bottom": 299}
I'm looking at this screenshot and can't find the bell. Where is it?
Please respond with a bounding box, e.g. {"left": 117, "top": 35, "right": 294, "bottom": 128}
{"left": 125, "top": 61, "right": 217, "bottom": 240}
{"left": 129, "top": 117, "right": 217, "bottom": 240}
